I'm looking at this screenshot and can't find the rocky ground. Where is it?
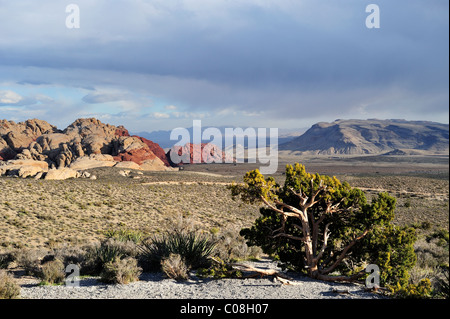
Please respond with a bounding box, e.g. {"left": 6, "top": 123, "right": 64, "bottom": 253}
{"left": 19, "top": 259, "right": 385, "bottom": 299}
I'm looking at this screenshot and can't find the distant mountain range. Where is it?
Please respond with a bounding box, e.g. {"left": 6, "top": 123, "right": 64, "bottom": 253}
{"left": 132, "top": 127, "right": 306, "bottom": 150}
{"left": 279, "top": 119, "right": 449, "bottom": 155}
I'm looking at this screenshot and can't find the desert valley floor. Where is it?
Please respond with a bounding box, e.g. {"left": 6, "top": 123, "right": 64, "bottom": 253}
{"left": 0, "top": 154, "right": 448, "bottom": 299}
{"left": 1, "top": 154, "right": 448, "bottom": 250}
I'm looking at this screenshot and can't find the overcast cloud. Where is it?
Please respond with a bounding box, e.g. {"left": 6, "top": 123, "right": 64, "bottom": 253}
{"left": 0, "top": 0, "right": 448, "bottom": 131}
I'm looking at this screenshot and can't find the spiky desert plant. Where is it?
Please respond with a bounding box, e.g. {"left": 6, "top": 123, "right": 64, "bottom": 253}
{"left": 139, "top": 230, "right": 216, "bottom": 272}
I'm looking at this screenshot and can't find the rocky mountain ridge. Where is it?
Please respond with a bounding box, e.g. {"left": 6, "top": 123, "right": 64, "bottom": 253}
{"left": 279, "top": 119, "right": 449, "bottom": 155}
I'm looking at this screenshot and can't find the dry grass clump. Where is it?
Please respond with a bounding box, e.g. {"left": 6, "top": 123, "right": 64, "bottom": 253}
{"left": 100, "top": 257, "right": 142, "bottom": 284}
{"left": 0, "top": 270, "right": 20, "bottom": 299}
{"left": 161, "top": 253, "right": 189, "bottom": 281}
{"left": 211, "top": 226, "right": 262, "bottom": 262}
{"left": 81, "top": 239, "right": 140, "bottom": 276}
{"left": 38, "top": 259, "right": 65, "bottom": 285}
{"left": 14, "top": 248, "right": 49, "bottom": 276}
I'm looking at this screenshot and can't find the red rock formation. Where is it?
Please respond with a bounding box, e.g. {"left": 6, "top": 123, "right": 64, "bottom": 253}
{"left": 0, "top": 118, "right": 171, "bottom": 171}
{"left": 167, "top": 143, "right": 233, "bottom": 165}
{"left": 132, "top": 136, "right": 170, "bottom": 166}
{"left": 115, "top": 126, "right": 130, "bottom": 137}
{"left": 113, "top": 147, "right": 158, "bottom": 165}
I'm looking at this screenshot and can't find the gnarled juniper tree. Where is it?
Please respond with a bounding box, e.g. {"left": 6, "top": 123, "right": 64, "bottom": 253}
{"left": 230, "top": 163, "right": 416, "bottom": 286}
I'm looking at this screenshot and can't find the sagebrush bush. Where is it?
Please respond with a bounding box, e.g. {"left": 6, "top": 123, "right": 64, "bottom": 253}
{"left": 0, "top": 253, "right": 14, "bottom": 269}
{"left": 212, "top": 227, "right": 262, "bottom": 262}
{"left": 14, "top": 248, "right": 48, "bottom": 276}
{"left": 139, "top": 230, "right": 216, "bottom": 272}
{"left": 161, "top": 253, "right": 189, "bottom": 281}
{"left": 51, "top": 245, "right": 86, "bottom": 267}
{"left": 0, "top": 270, "right": 20, "bottom": 299}
{"left": 100, "top": 257, "right": 142, "bottom": 284}
{"left": 38, "top": 259, "right": 65, "bottom": 285}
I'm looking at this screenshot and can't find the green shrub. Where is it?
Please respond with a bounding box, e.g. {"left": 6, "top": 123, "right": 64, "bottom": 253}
{"left": 197, "top": 257, "right": 243, "bottom": 279}
{"left": 161, "top": 253, "right": 189, "bottom": 281}
{"left": 389, "top": 278, "right": 432, "bottom": 299}
{"left": 139, "top": 230, "right": 216, "bottom": 272}
{"left": 0, "top": 270, "right": 20, "bottom": 299}
{"left": 100, "top": 257, "right": 142, "bottom": 284}
{"left": 427, "top": 229, "right": 449, "bottom": 248}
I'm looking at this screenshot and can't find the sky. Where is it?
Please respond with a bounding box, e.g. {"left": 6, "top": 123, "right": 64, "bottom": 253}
{"left": 0, "top": 0, "right": 448, "bottom": 132}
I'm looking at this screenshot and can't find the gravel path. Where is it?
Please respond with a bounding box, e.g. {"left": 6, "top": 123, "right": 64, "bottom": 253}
{"left": 20, "top": 260, "right": 386, "bottom": 299}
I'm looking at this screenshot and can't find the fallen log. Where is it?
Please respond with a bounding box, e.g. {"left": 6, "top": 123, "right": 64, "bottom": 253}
{"left": 230, "top": 263, "right": 301, "bottom": 286}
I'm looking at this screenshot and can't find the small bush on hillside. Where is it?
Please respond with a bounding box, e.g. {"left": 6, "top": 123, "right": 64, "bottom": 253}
{"left": 14, "top": 248, "right": 48, "bottom": 276}
{"left": 196, "top": 257, "right": 243, "bottom": 279}
{"left": 100, "top": 257, "right": 142, "bottom": 284}
{"left": 160, "top": 253, "right": 189, "bottom": 281}
{"left": 0, "top": 270, "right": 20, "bottom": 299}
{"left": 104, "top": 229, "right": 145, "bottom": 244}
{"left": 38, "top": 259, "right": 65, "bottom": 285}
{"left": 0, "top": 253, "right": 14, "bottom": 269}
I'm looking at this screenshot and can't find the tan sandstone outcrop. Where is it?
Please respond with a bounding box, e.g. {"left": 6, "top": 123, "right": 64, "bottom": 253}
{"left": 0, "top": 160, "right": 48, "bottom": 178}
{"left": 44, "top": 167, "right": 80, "bottom": 180}
{"left": 69, "top": 154, "right": 116, "bottom": 170}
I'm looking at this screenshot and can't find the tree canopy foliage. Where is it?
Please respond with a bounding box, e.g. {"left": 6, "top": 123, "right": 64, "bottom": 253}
{"left": 230, "top": 163, "right": 417, "bottom": 286}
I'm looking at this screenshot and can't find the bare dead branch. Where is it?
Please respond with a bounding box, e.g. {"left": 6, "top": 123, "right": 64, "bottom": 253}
{"left": 260, "top": 196, "right": 299, "bottom": 218}
{"left": 320, "top": 228, "right": 371, "bottom": 275}
{"left": 315, "top": 223, "right": 332, "bottom": 262}
{"left": 271, "top": 232, "right": 304, "bottom": 242}
{"left": 231, "top": 263, "right": 300, "bottom": 285}
{"left": 316, "top": 270, "right": 366, "bottom": 283}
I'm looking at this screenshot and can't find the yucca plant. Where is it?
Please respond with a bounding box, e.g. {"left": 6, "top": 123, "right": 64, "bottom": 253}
{"left": 81, "top": 239, "right": 126, "bottom": 275}
{"left": 435, "top": 265, "right": 449, "bottom": 299}
{"left": 139, "top": 230, "right": 216, "bottom": 272}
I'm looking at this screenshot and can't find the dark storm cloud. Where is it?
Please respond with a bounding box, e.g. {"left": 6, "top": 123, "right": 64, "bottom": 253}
{"left": 0, "top": 0, "right": 448, "bottom": 130}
